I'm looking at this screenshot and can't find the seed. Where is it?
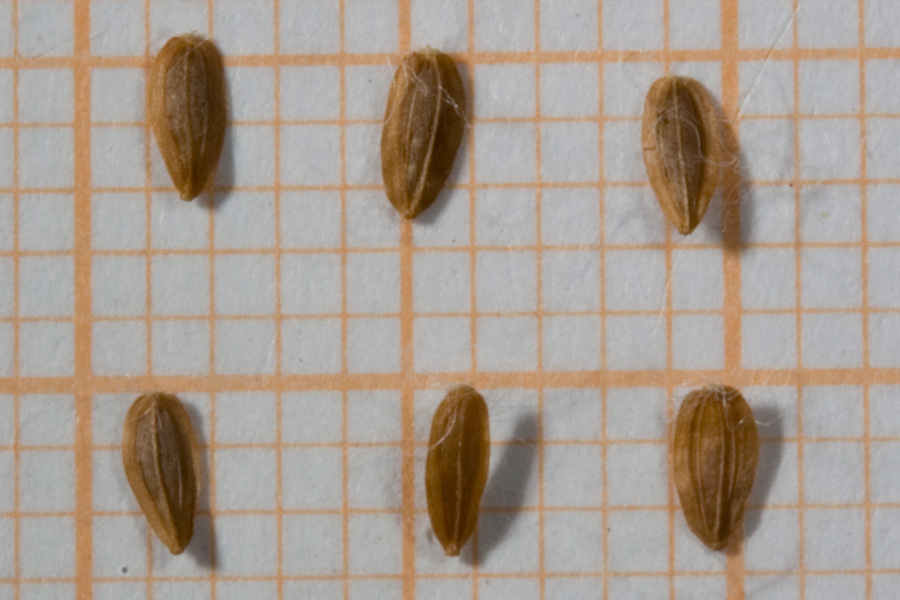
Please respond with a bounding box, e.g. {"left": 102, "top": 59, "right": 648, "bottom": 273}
{"left": 425, "top": 385, "right": 490, "bottom": 557}
{"left": 122, "top": 393, "right": 201, "bottom": 555}
{"left": 672, "top": 385, "right": 759, "bottom": 550}
{"left": 381, "top": 48, "right": 466, "bottom": 219}
{"left": 149, "top": 34, "right": 227, "bottom": 201}
{"left": 641, "top": 75, "right": 719, "bottom": 235}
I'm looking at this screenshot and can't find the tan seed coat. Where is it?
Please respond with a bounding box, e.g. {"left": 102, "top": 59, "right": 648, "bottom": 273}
{"left": 381, "top": 49, "right": 466, "bottom": 218}
{"left": 122, "top": 393, "right": 201, "bottom": 555}
{"left": 150, "top": 34, "right": 227, "bottom": 201}
{"left": 642, "top": 76, "right": 719, "bottom": 235}
{"left": 425, "top": 385, "right": 490, "bottom": 556}
{"left": 673, "top": 385, "right": 759, "bottom": 550}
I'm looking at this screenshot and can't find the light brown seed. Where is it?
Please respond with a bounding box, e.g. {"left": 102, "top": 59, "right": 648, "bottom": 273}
{"left": 641, "top": 75, "right": 719, "bottom": 235}
{"left": 149, "top": 34, "right": 227, "bottom": 201}
{"left": 425, "top": 385, "right": 490, "bottom": 557}
{"left": 672, "top": 385, "right": 759, "bottom": 550}
{"left": 381, "top": 48, "right": 466, "bottom": 219}
{"left": 122, "top": 393, "right": 201, "bottom": 555}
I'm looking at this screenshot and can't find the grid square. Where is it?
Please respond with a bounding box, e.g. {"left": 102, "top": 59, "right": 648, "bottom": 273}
{"left": 603, "top": 121, "right": 645, "bottom": 181}
{"left": 741, "top": 248, "right": 796, "bottom": 309}
{"left": 20, "top": 256, "right": 73, "bottom": 317}
{"left": 93, "top": 321, "right": 147, "bottom": 376}
{"left": 349, "top": 514, "right": 402, "bottom": 575}
{"left": 280, "top": 191, "right": 341, "bottom": 249}
{"left": 346, "top": 124, "right": 385, "bottom": 186}
{"left": 477, "top": 316, "right": 538, "bottom": 371}
{"left": 215, "top": 392, "right": 276, "bottom": 444}
{"left": 91, "top": 0, "right": 145, "bottom": 55}
{"left": 871, "top": 313, "right": 900, "bottom": 367}
{"left": 347, "top": 318, "right": 400, "bottom": 373}
{"left": 801, "top": 248, "right": 861, "bottom": 308}
{"left": 19, "top": 128, "right": 74, "bottom": 188}
{"left": 866, "top": 0, "right": 900, "bottom": 46}
{"left": 0, "top": 259, "right": 9, "bottom": 317}
{"left": 476, "top": 251, "right": 537, "bottom": 312}
{"left": 20, "top": 193, "right": 74, "bottom": 251}
{"left": 215, "top": 515, "right": 277, "bottom": 576}
{"left": 541, "top": 122, "right": 600, "bottom": 183}
{"left": 345, "top": 65, "right": 395, "bottom": 120}
{"left": 738, "top": 60, "right": 794, "bottom": 116}
{"left": 215, "top": 254, "right": 276, "bottom": 315}
{"left": 802, "top": 313, "right": 862, "bottom": 368}
{"left": 411, "top": 0, "right": 468, "bottom": 52}
{"left": 474, "top": 0, "right": 534, "bottom": 51}
{"left": 216, "top": 449, "right": 277, "bottom": 510}
{"left": 0, "top": 397, "right": 12, "bottom": 446}
{"left": 21, "top": 394, "right": 74, "bottom": 446}
{"left": 151, "top": 255, "right": 209, "bottom": 316}
{"left": 150, "top": 194, "right": 210, "bottom": 249}
{"left": 609, "top": 578, "right": 668, "bottom": 600}
{"left": 215, "top": 192, "right": 276, "bottom": 249}
{"left": 608, "top": 444, "right": 667, "bottom": 506}
{"left": 19, "top": 69, "right": 73, "bottom": 123}
{"left": 92, "top": 256, "right": 145, "bottom": 317}
{"left": 412, "top": 188, "right": 470, "bottom": 249}
{"left": 18, "top": 1, "right": 73, "bottom": 57}
{"left": 804, "top": 509, "right": 865, "bottom": 569}
{"left": 478, "top": 512, "right": 540, "bottom": 573}
{"left": 413, "top": 252, "right": 470, "bottom": 314}
{"left": 475, "top": 123, "right": 536, "bottom": 184}
{"left": 152, "top": 583, "right": 208, "bottom": 600}
{"left": 414, "top": 317, "right": 471, "bottom": 372}
{"left": 0, "top": 131, "right": 10, "bottom": 188}
{"left": 92, "top": 516, "right": 147, "bottom": 577}
{"left": 875, "top": 576, "right": 900, "bottom": 600}
{"left": 279, "top": 0, "right": 340, "bottom": 54}
{"left": 741, "top": 119, "right": 795, "bottom": 181}
{"left": 871, "top": 386, "right": 900, "bottom": 437}
{"left": 752, "top": 440, "right": 801, "bottom": 505}
{"left": 742, "top": 314, "right": 798, "bottom": 369}
{"left": 867, "top": 60, "right": 900, "bottom": 113}
{"left": 544, "top": 445, "right": 602, "bottom": 507}
{"left": 345, "top": 0, "right": 397, "bottom": 53}
{"left": 19, "top": 322, "right": 74, "bottom": 377}
{"left": 800, "top": 184, "right": 861, "bottom": 242}
{"left": 348, "top": 390, "right": 401, "bottom": 442}
{"left": 0, "top": 2, "right": 8, "bottom": 57}
{"left": 871, "top": 249, "right": 900, "bottom": 304}
{"left": 540, "top": 0, "right": 598, "bottom": 51}
{"left": 605, "top": 250, "right": 666, "bottom": 311}
{"left": 281, "top": 253, "right": 341, "bottom": 315}
{"left": 739, "top": 0, "right": 794, "bottom": 49}
{"left": 151, "top": 320, "right": 210, "bottom": 375}
{"left": 542, "top": 251, "right": 600, "bottom": 312}
{"left": 603, "top": 0, "right": 663, "bottom": 50}
{"left": 282, "top": 391, "right": 342, "bottom": 443}
{"left": 217, "top": 582, "right": 278, "bottom": 600}
{"left": 868, "top": 118, "right": 900, "bottom": 178}
{"left": 0, "top": 196, "right": 10, "bottom": 251}
{"left": 670, "top": 0, "right": 720, "bottom": 49}
{"left": 213, "top": 0, "right": 275, "bottom": 55}
{"left": 215, "top": 319, "right": 277, "bottom": 375}
{"left": 348, "top": 447, "right": 401, "bottom": 509}
{"left": 603, "top": 62, "right": 663, "bottom": 117}
{"left": 871, "top": 442, "right": 900, "bottom": 503}
{"left": 280, "top": 66, "right": 341, "bottom": 121}
{"left": 873, "top": 508, "right": 900, "bottom": 568}
{"left": 281, "top": 319, "right": 342, "bottom": 374}
{"left": 21, "top": 451, "right": 74, "bottom": 511}
{"left": 541, "top": 188, "right": 599, "bottom": 246}
{"left": 347, "top": 253, "right": 400, "bottom": 314}
{"left": 672, "top": 249, "right": 723, "bottom": 310}
{"left": 806, "top": 576, "right": 866, "bottom": 600}
{"left": 541, "top": 63, "right": 599, "bottom": 117}
{"left": 21, "top": 517, "right": 75, "bottom": 577}
{"left": 744, "top": 509, "right": 800, "bottom": 571}
{"left": 799, "top": 119, "right": 860, "bottom": 180}
{"left": 479, "top": 579, "right": 539, "bottom": 600}
{"left": 92, "top": 127, "right": 146, "bottom": 188}
{"left": 608, "top": 510, "right": 668, "bottom": 572}
{"left": 0, "top": 519, "right": 10, "bottom": 578}
{"left": 475, "top": 188, "right": 537, "bottom": 247}
{"left": 798, "top": 0, "right": 857, "bottom": 47}
{"left": 0, "top": 71, "right": 10, "bottom": 123}
{"left": 803, "top": 442, "right": 864, "bottom": 503}
{"left": 346, "top": 191, "right": 401, "bottom": 248}
{"left": 803, "top": 386, "right": 864, "bottom": 438}
{"left": 672, "top": 315, "right": 724, "bottom": 370}
{"left": 606, "top": 387, "right": 666, "bottom": 440}
{"left": 543, "top": 388, "right": 601, "bottom": 441}
{"left": 544, "top": 512, "right": 602, "bottom": 573}
{"left": 543, "top": 315, "right": 601, "bottom": 371}
{"left": 91, "top": 68, "right": 144, "bottom": 123}
{"left": 799, "top": 60, "right": 859, "bottom": 114}
{"left": 228, "top": 67, "right": 275, "bottom": 121}
{"left": 218, "top": 125, "right": 275, "bottom": 188}
{"left": 92, "top": 449, "right": 138, "bottom": 512}
{"left": 606, "top": 315, "right": 667, "bottom": 371}
{"left": 604, "top": 186, "right": 667, "bottom": 245}
{"left": 546, "top": 579, "right": 602, "bottom": 600}
{"left": 475, "top": 65, "right": 536, "bottom": 119}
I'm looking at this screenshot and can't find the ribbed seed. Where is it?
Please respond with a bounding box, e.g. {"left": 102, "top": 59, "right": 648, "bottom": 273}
{"left": 641, "top": 75, "right": 719, "bottom": 235}
{"left": 672, "top": 385, "right": 759, "bottom": 550}
{"left": 122, "top": 393, "right": 201, "bottom": 555}
{"left": 381, "top": 48, "right": 466, "bottom": 218}
{"left": 425, "top": 385, "right": 490, "bottom": 557}
{"left": 149, "top": 34, "right": 227, "bottom": 201}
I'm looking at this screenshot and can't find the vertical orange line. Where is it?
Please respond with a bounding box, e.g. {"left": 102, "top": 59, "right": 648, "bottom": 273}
{"left": 72, "top": 0, "right": 94, "bottom": 598}
{"left": 720, "top": 1, "right": 746, "bottom": 599}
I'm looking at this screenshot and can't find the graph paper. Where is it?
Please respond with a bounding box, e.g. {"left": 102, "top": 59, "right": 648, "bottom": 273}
{"left": 2, "top": 0, "right": 900, "bottom": 598}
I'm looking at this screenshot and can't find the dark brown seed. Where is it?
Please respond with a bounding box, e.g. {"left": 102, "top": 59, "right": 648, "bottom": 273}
{"left": 425, "top": 385, "right": 490, "bottom": 556}
{"left": 381, "top": 48, "right": 466, "bottom": 219}
{"left": 150, "top": 34, "right": 227, "bottom": 201}
{"left": 122, "top": 393, "right": 201, "bottom": 555}
{"left": 672, "top": 385, "right": 759, "bottom": 550}
{"left": 641, "top": 75, "right": 719, "bottom": 235}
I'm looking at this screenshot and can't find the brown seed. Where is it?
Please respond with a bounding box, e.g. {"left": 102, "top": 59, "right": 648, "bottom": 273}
{"left": 150, "top": 34, "right": 227, "bottom": 201}
{"left": 641, "top": 75, "right": 719, "bottom": 235}
{"left": 381, "top": 48, "right": 466, "bottom": 219}
{"left": 425, "top": 385, "right": 490, "bottom": 557}
{"left": 672, "top": 385, "right": 759, "bottom": 550}
{"left": 122, "top": 393, "right": 201, "bottom": 555}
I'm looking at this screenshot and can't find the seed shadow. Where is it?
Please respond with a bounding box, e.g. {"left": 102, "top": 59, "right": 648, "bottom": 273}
{"left": 196, "top": 90, "right": 238, "bottom": 211}
{"left": 743, "top": 403, "right": 784, "bottom": 539}
{"left": 182, "top": 402, "right": 218, "bottom": 570}
{"left": 465, "top": 413, "right": 538, "bottom": 566}
{"left": 711, "top": 96, "right": 751, "bottom": 255}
